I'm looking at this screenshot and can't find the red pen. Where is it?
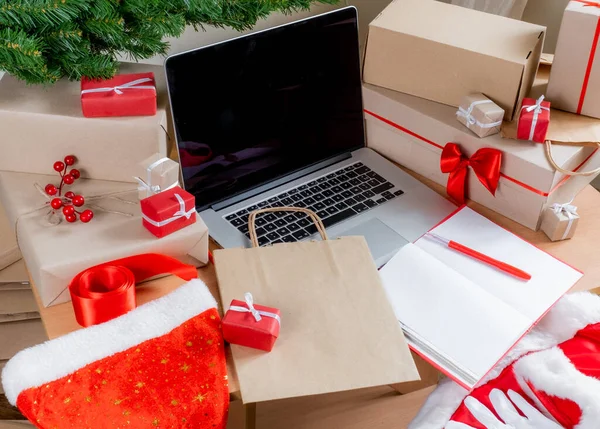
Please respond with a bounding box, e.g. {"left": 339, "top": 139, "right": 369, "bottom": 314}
{"left": 425, "top": 233, "right": 532, "bottom": 281}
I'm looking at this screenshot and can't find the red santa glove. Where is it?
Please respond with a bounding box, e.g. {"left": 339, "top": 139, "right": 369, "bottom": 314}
{"left": 1, "top": 279, "right": 229, "bottom": 429}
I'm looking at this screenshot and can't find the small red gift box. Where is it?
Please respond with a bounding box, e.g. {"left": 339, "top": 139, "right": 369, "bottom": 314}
{"left": 81, "top": 72, "right": 157, "bottom": 118}
{"left": 517, "top": 96, "right": 551, "bottom": 143}
{"left": 141, "top": 186, "right": 196, "bottom": 238}
{"left": 222, "top": 293, "right": 281, "bottom": 352}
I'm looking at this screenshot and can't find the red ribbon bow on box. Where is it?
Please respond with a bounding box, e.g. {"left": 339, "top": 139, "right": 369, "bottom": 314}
{"left": 440, "top": 143, "right": 502, "bottom": 205}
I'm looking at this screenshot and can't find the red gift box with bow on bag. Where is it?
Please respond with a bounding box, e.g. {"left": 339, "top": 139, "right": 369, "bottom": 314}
{"left": 517, "top": 96, "right": 551, "bottom": 143}
{"left": 141, "top": 186, "right": 196, "bottom": 238}
{"left": 81, "top": 72, "right": 157, "bottom": 118}
{"left": 222, "top": 293, "right": 281, "bottom": 352}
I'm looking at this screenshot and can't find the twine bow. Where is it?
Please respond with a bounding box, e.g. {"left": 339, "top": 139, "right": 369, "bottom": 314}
{"left": 133, "top": 157, "right": 179, "bottom": 198}
{"left": 141, "top": 193, "right": 195, "bottom": 227}
{"left": 551, "top": 201, "right": 578, "bottom": 240}
{"left": 81, "top": 77, "right": 155, "bottom": 96}
{"left": 229, "top": 293, "right": 281, "bottom": 324}
{"left": 522, "top": 95, "right": 550, "bottom": 141}
{"left": 456, "top": 100, "right": 502, "bottom": 130}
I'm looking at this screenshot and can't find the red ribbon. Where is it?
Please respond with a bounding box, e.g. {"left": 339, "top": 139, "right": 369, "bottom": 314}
{"left": 69, "top": 253, "right": 198, "bottom": 327}
{"left": 573, "top": 0, "right": 600, "bottom": 114}
{"left": 440, "top": 143, "right": 502, "bottom": 205}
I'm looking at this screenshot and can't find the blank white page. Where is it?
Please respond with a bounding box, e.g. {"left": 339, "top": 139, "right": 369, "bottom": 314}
{"left": 415, "top": 207, "right": 583, "bottom": 321}
{"left": 380, "top": 244, "right": 532, "bottom": 379}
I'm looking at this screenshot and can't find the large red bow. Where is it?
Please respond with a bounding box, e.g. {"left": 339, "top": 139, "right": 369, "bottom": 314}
{"left": 440, "top": 143, "right": 502, "bottom": 205}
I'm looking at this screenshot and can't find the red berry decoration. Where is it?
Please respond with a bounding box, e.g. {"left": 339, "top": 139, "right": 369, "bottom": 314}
{"left": 70, "top": 169, "right": 80, "bottom": 179}
{"left": 65, "top": 191, "right": 75, "bottom": 199}
{"left": 53, "top": 161, "right": 65, "bottom": 172}
{"left": 64, "top": 155, "right": 76, "bottom": 166}
{"left": 50, "top": 198, "right": 63, "bottom": 210}
{"left": 65, "top": 214, "right": 77, "bottom": 223}
{"left": 72, "top": 195, "right": 85, "bottom": 207}
{"left": 45, "top": 184, "right": 57, "bottom": 196}
{"left": 80, "top": 210, "right": 94, "bottom": 223}
{"left": 62, "top": 206, "right": 75, "bottom": 216}
{"left": 63, "top": 174, "right": 75, "bottom": 185}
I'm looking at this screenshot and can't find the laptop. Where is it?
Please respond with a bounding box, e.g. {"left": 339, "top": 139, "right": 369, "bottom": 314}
{"left": 165, "top": 7, "right": 456, "bottom": 266}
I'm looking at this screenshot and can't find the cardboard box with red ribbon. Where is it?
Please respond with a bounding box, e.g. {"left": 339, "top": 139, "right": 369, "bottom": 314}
{"left": 141, "top": 186, "right": 196, "bottom": 238}
{"left": 81, "top": 72, "right": 157, "bottom": 118}
{"left": 363, "top": 83, "right": 600, "bottom": 230}
{"left": 222, "top": 293, "right": 281, "bottom": 352}
{"left": 548, "top": 0, "right": 600, "bottom": 119}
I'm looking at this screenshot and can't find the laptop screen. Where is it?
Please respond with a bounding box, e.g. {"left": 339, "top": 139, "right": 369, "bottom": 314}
{"left": 166, "top": 8, "right": 364, "bottom": 210}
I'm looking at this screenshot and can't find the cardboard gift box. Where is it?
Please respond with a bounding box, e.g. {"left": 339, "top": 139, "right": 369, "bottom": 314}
{"left": 222, "top": 294, "right": 281, "bottom": 352}
{"left": 547, "top": 1, "right": 600, "bottom": 118}
{"left": 135, "top": 153, "right": 180, "bottom": 200}
{"left": 0, "top": 63, "right": 170, "bottom": 183}
{"left": 363, "top": 83, "right": 600, "bottom": 230}
{"left": 81, "top": 72, "right": 157, "bottom": 118}
{"left": 0, "top": 202, "right": 21, "bottom": 271}
{"left": 541, "top": 202, "right": 580, "bottom": 241}
{"left": 363, "top": 0, "right": 545, "bottom": 121}
{"left": 141, "top": 186, "right": 196, "bottom": 238}
{"left": 0, "top": 171, "right": 208, "bottom": 308}
{"left": 456, "top": 94, "right": 505, "bottom": 138}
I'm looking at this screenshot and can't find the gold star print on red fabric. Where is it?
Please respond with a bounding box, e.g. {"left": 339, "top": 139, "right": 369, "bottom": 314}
{"left": 16, "top": 308, "right": 229, "bottom": 429}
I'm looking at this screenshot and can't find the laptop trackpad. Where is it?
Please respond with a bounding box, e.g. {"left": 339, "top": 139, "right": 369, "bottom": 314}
{"left": 334, "top": 218, "right": 409, "bottom": 265}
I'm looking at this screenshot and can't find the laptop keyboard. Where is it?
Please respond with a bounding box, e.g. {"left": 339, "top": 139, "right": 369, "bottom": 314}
{"left": 223, "top": 162, "right": 404, "bottom": 246}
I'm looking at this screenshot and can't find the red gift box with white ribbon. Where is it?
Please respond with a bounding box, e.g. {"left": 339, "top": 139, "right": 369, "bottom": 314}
{"left": 140, "top": 186, "right": 196, "bottom": 238}
{"left": 81, "top": 72, "right": 157, "bottom": 118}
{"left": 517, "top": 95, "right": 551, "bottom": 143}
{"left": 222, "top": 293, "right": 281, "bottom": 352}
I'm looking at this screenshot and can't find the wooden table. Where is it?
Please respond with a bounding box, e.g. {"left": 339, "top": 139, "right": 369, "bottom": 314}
{"left": 31, "top": 172, "right": 600, "bottom": 427}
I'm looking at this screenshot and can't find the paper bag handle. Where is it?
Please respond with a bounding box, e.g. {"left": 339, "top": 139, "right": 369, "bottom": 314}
{"left": 545, "top": 140, "right": 600, "bottom": 176}
{"left": 248, "top": 207, "right": 328, "bottom": 247}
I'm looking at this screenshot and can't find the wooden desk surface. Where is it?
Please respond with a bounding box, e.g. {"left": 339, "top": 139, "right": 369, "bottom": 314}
{"left": 32, "top": 171, "right": 600, "bottom": 405}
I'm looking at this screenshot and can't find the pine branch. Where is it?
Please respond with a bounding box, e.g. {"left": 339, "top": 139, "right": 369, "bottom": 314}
{"left": 0, "top": 0, "right": 90, "bottom": 30}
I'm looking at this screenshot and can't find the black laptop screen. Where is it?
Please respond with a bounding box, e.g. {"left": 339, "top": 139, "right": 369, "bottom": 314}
{"left": 166, "top": 8, "right": 364, "bottom": 210}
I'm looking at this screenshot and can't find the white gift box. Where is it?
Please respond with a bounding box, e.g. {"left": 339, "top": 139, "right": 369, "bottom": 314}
{"left": 363, "top": 83, "right": 600, "bottom": 230}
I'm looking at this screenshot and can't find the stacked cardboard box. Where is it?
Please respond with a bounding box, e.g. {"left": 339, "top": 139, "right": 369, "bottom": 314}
{"left": 362, "top": 0, "right": 600, "bottom": 230}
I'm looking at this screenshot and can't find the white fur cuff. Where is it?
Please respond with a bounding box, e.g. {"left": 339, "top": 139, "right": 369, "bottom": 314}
{"left": 1, "top": 279, "right": 217, "bottom": 405}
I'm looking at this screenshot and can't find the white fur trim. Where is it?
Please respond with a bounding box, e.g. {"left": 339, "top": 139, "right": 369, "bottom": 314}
{"left": 514, "top": 347, "right": 600, "bottom": 429}
{"left": 408, "top": 378, "right": 468, "bottom": 429}
{"left": 409, "top": 292, "right": 600, "bottom": 429}
{"left": 1, "top": 279, "right": 217, "bottom": 405}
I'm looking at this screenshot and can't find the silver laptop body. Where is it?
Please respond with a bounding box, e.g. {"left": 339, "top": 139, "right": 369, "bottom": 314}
{"left": 165, "top": 7, "right": 456, "bottom": 267}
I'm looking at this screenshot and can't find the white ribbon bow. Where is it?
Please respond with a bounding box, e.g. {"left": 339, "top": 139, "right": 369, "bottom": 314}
{"left": 134, "top": 157, "right": 179, "bottom": 198}
{"left": 229, "top": 293, "right": 281, "bottom": 324}
{"left": 522, "top": 95, "right": 550, "bottom": 141}
{"left": 81, "top": 77, "right": 156, "bottom": 96}
{"left": 551, "top": 201, "right": 578, "bottom": 240}
{"left": 456, "top": 100, "right": 503, "bottom": 130}
{"left": 142, "top": 193, "right": 195, "bottom": 227}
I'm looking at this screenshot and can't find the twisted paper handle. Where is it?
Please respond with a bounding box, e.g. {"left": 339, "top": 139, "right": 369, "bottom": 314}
{"left": 545, "top": 141, "right": 600, "bottom": 176}
{"left": 248, "top": 207, "right": 328, "bottom": 248}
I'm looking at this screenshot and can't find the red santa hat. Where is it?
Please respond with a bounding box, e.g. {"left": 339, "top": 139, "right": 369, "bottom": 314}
{"left": 2, "top": 279, "right": 229, "bottom": 429}
{"left": 409, "top": 291, "right": 600, "bottom": 429}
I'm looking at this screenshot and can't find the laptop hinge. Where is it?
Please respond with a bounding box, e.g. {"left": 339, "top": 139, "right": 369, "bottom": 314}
{"left": 210, "top": 152, "right": 353, "bottom": 212}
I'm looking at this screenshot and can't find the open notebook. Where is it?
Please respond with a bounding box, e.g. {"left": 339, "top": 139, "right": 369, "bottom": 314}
{"left": 380, "top": 206, "right": 583, "bottom": 390}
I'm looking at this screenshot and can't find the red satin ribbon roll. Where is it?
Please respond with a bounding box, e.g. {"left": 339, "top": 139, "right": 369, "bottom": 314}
{"left": 69, "top": 253, "right": 198, "bottom": 327}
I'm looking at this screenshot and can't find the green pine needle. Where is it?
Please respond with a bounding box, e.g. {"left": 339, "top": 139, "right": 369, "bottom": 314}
{"left": 0, "top": 0, "right": 340, "bottom": 85}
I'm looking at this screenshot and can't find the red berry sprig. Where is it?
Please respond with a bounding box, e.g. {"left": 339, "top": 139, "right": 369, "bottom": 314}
{"left": 44, "top": 155, "right": 93, "bottom": 223}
